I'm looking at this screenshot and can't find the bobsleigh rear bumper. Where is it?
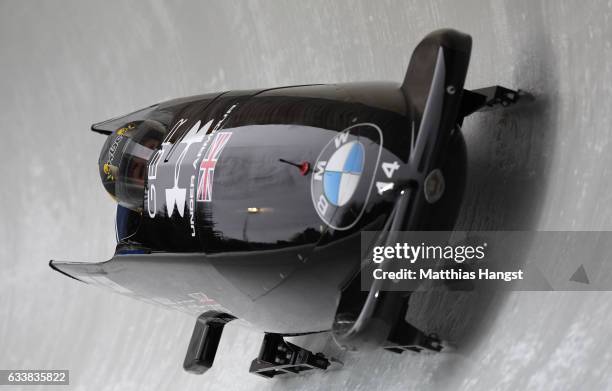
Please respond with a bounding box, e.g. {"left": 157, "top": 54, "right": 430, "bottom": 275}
{"left": 332, "top": 29, "right": 472, "bottom": 351}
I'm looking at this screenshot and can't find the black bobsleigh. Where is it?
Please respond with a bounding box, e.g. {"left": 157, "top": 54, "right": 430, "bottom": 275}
{"left": 50, "top": 29, "right": 523, "bottom": 378}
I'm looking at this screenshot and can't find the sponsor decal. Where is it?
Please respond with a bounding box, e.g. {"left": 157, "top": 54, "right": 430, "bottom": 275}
{"left": 197, "top": 132, "right": 232, "bottom": 202}
{"left": 311, "top": 123, "right": 383, "bottom": 230}
{"left": 146, "top": 118, "right": 188, "bottom": 218}
{"left": 145, "top": 104, "right": 238, "bottom": 233}
{"left": 320, "top": 140, "right": 364, "bottom": 207}
{"left": 103, "top": 123, "right": 137, "bottom": 182}
{"left": 186, "top": 104, "right": 237, "bottom": 233}
{"left": 165, "top": 120, "right": 213, "bottom": 217}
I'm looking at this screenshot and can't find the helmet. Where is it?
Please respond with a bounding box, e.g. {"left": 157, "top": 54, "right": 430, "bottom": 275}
{"left": 98, "top": 120, "right": 165, "bottom": 211}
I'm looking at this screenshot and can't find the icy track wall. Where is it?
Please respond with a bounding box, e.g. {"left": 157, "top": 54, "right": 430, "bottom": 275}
{"left": 1, "top": 1, "right": 612, "bottom": 390}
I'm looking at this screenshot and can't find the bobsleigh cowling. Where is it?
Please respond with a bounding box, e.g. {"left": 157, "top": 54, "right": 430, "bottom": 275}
{"left": 50, "top": 29, "right": 523, "bottom": 378}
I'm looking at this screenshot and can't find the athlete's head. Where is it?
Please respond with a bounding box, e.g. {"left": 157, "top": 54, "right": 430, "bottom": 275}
{"left": 98, "top": 120, "right": 165, "bottom": 211}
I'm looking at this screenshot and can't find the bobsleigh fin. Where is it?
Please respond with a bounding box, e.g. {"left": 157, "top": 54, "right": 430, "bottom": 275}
{"left": 401, "top": 28, "right": 472, "bottom": 116}
{"left": 399, "top": 29, "right": 471, "bottom": 169}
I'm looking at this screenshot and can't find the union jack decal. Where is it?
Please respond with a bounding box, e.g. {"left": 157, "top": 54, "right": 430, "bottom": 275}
{"left": 197, "top": 131, "right": 233, "bottom": 202}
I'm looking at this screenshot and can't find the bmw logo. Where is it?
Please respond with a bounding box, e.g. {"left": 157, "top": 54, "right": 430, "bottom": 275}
{"left": 311, "top": 123, "right": 383, "bottom": 230}
{"left": 323, "top": 141, "right": 364, "bottom": 207}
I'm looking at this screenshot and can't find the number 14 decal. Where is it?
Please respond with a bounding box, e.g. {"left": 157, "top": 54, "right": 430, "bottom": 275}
{"left": 376, "top": 161, "right": 399, "bottom": 195}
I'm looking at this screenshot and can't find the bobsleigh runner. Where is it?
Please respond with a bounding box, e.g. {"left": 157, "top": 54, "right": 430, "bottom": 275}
{"left": 50, "top": 29, "right": 524, "bottom": 378}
